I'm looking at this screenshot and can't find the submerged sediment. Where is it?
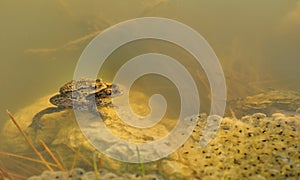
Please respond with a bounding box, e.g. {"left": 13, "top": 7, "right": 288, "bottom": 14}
{"left": 1, "top": 91, "right": 300, "bottom": 179}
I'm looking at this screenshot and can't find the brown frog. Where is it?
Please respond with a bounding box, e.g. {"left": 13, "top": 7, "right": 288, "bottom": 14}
{"left": 29, "top": 78, "right": 121, "bottom": 130}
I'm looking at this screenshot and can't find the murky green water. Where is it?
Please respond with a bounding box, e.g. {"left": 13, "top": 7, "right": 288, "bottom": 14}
{"left": 1, "top": 0, "right": 300, "bottom": 179}
{"left": 1, "top": 0, "right": 300, "bottom": 124}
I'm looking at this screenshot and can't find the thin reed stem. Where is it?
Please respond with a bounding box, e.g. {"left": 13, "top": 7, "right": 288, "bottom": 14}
{"left": 6, "top": 110, "right": 53, "bottom": 171}
{"left": 0, "top": 152, "right": 57, "bottom": 167}
{"left": 70, "top": 147, "right": 80, "bottom": 171}
{"left": 40, "top": 140, "right": 65, "bottom": 171}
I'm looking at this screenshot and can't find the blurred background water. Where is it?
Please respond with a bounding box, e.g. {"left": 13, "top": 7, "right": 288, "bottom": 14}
{"left": 0, "top": 0, "right": 299, "bottom": 128}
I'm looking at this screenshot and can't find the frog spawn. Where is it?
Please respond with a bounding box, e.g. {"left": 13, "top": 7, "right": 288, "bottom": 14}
{"left": 28, "top": 168, "right": 163, "bottom": 180}
{"left": 170, "top": 113, "right": 300, "bottom": 179}
{"left": 3, "top": 87, "right": 300, "bottom": 179}
{"left": 27, "top": 110, "right": 300, "bottom": 179}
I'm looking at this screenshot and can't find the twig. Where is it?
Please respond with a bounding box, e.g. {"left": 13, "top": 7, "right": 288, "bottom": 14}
{"left": 55, "top": 150, "right": 66, "bottom": 170}
{"left": 61, "top": 30, "right": 102, "bottom": 49}
{"left": 140, "top": 0, "right": 168, "bottom": 15}
{"left": 57, "top": 0, "right": 74, "bottom": 17}
{"left": 9, "top": 158, "right": 41, "bottom": 176}
{"left": 70, "top": 147, "right": 80, "bottom": 171}
{"left": 3, "top": 171, "right": 27, "bottom": 180}
{"left": 196, "top": 70, "right": 211, "bottom": 97}
{"left": 97, "top": 154, "right": 102, "bottom": 170}
{"left": 65, "top": 144, "right": 93, "bottom": 167}
{"left": 6, "top": 110, "right": 53, "bottom": 171}
{"left": 0, "top": 171, "right": 4, "bottom": 180}
{"left": 0, "top": 161, "right": 15, "bottom": 180}
{"left": 0, "top": 169, "right": 4, "bottom": 180}
{"left": 25, "top": 48, "right": 58, "bottom": 54}
{"left": 40, "top": 140, "right": 65, "bottom": 171}
{"left": 0, "top": 152, "right": 57, "bottom": 167}
{"left": 229, "top": 108, "right": 237, "bottom": 120}
{"left": 25, "top": 30, "right": 102, "bottom": 54}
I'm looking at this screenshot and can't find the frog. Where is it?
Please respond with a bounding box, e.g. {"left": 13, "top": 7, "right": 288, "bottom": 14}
{"left": 29, "top": 78, "right": 121, "bottom": 131}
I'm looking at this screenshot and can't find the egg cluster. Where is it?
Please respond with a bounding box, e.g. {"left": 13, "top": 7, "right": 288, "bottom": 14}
{"left": 172, "top": 113, "right": 300, "bottom": 179}
{"left": 28, "top": 168, "right": 163, "bottom": 180}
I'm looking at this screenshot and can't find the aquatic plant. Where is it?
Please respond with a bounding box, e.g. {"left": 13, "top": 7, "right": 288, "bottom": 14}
{"left": 0, "top": 111, "right": 91, "bottom": 179}
{"left": 136, "top": 146, "right": 145, "bottom": 177}
{"left": 6, "top": 110, "right": 54, "bottom": 170}
{"left": 93, "top": 151, "right": 100, "bottom": 180}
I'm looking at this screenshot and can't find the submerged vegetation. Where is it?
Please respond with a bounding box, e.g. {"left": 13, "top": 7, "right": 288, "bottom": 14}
{"left": 136, "top": 146, "right": 145, "bottom": 177}
{"left": 0, "top": 2, "right": 300, "bottom": 179}
{"left": 92, "top": 151, "right": 100, "bottom": 180}
{"left": 1, "top": 97, "right": 300, "bottom": 179}
{"left": 0, "top": 111, "right": 162, "bottom": 179}
{"left": 1, "top": 111, "right": 86, "bottom": 179}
